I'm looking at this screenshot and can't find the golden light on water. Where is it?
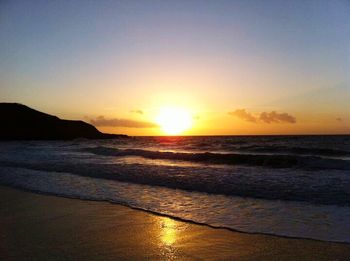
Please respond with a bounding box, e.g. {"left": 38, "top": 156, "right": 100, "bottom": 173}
{"left": 156, "top": 107, "right": 193, "bottom": 135}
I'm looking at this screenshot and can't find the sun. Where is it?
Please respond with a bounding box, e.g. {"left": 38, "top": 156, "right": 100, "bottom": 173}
{"left": 156, "top": 107, "right": 193, "bottom": 135}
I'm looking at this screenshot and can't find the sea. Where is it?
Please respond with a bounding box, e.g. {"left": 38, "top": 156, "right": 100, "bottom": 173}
{"left": 0, "top": 135, "right": 349, "bottom": 243}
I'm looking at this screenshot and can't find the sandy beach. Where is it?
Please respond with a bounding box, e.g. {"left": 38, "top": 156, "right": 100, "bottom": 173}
{"left": 0, "top": 185, "right": 349, "bottom": 260}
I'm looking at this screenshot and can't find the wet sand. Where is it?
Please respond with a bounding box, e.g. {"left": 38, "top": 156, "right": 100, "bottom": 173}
{"left": 1, "top": 186, "right": 349, "bottom": 260}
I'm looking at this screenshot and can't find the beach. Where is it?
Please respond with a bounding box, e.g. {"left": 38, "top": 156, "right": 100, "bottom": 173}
{"left": 2, "top": 0, "right": 350, "bottom": 259}
{"left": 1, "top": 185, "right": 349, "bottom": 260}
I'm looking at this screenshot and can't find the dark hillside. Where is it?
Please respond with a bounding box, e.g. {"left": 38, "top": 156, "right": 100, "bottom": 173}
{"left": 0, "top": 103, "right": 126, "bottom": 140}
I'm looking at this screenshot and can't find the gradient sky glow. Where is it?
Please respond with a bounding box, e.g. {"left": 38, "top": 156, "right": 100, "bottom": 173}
{"left": 1, "top": 0, "right": 349, "bottom": 135}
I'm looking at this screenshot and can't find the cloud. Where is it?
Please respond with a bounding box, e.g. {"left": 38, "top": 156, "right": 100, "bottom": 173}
{"left": 130, "top": 110, "right": 143, "bottom": 115}
{"left": 259, "top": 111, "right": 296, "bottom": 123}
{"left": 229, "top": 109, "right": 296, "bottom": 124}
{"left": 90, "top": 116, "right": 157, "bottom": 128}
{"left": 228, "top": 109, "right": 257, "bottom": 122}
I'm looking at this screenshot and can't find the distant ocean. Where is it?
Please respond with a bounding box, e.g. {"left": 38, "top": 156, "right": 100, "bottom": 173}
{"left": 1, "top": 135, "right": 350, "bottom": 242}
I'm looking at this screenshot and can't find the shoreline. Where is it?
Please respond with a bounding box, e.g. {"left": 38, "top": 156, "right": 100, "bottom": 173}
{"left": 2, "top": 183, "right": 350, "bottom": 245}
{"left": 1, "top": 185, "right": 350, "bottom": 260}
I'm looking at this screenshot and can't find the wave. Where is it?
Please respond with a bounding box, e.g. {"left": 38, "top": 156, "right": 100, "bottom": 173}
{"left": 1, "top": 157, "right": 349, "bottom": 206}
{"left": 236, "top": 145, "right": 350, "bottom": 157}
{"left": 82, "top": 146, "right": 350, "bottom": 170}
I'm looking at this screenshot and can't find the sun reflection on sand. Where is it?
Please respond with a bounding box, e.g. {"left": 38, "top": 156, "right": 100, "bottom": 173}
{"left": 157, "top": 217, "right": 180, "bottom": 260}
{"left": 159, "top": 217, "right": 179, "bottom": 260}
{"left": 160, "top": 218, "right": 177, "bottom": 246}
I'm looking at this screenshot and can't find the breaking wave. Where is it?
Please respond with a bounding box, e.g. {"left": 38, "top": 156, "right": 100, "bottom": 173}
{"left": 83, "top": 146, "right": 350, "bottom": 170}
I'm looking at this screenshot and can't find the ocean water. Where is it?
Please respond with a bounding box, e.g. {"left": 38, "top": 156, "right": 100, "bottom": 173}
{"left": 0, "top": 135, "right": 350, "bottom": 242}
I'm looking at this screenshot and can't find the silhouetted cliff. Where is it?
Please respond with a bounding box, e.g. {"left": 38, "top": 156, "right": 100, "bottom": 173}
{"left": 0, "top": 103, "right": 127, "bottom": 140}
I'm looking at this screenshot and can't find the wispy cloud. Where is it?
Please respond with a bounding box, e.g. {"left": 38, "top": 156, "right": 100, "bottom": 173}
{"left": 130, "top": 110, "right": 144, "bottom": 115}
{"left": 259, "top": 111, "right": 296, "bottom": 123}
{"left": 229, "top": 109, "right": 296, "bottom": 124}
{"left": 228, "top": 109, "right": 257, "bottom": 123}
{"left": 90, "top": 116, "right": 157, "bottom": 128}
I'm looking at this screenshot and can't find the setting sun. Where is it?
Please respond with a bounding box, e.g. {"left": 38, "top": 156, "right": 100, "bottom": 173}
{"left": 156, "top": 107, "right": 193, "bottom": 135}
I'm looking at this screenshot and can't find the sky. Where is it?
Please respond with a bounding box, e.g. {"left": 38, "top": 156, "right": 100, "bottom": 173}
{"left": 1, "top": 0, "right": 349, "bottom": 135}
